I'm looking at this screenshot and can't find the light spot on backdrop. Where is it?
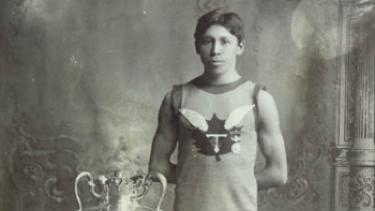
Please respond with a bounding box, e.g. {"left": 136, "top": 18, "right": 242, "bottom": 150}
{"left": 291, "top": 0, "right": 339, "bottom": 59}
{"left": 23, "top": 0, "right": 74, "bottom": 21}
{"left": 141, "top": 0, "right": 149, "bottom": 15}
{"left": 291, "top": 0, "right": 375, "bottom": 59}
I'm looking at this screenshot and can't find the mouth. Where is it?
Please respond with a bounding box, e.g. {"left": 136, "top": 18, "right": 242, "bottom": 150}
{"left": 210, "top": 59, "right": 225, "bottom": 64}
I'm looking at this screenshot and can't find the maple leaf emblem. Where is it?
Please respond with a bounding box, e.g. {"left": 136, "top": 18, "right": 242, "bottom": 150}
{"left": 179, "top": 105, "right": 254, "bottom": 161}
{"left": 192, "top": 114, "right": 234, "bottom": 161}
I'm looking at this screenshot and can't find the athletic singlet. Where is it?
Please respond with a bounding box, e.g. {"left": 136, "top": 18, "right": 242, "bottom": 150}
{"left": 173, "top": 78, "right": 259, "bottom": 211}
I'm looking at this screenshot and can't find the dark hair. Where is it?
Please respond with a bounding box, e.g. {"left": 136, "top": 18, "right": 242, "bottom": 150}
{"left": 194, "top": 8, "right": 244, "bottom": 52}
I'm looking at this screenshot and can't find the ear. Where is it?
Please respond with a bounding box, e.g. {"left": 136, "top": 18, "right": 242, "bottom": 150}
{"left": 236, "top": 41, "right": 245, "bottom": 55}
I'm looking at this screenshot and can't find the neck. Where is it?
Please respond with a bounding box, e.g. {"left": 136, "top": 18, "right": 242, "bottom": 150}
{"left": 200, "top": 69, "right": 241, "bottom": 85}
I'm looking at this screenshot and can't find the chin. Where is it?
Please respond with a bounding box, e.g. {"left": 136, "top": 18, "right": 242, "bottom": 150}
{"left": 206, "top": 68, "right": 226, "bottom": 76}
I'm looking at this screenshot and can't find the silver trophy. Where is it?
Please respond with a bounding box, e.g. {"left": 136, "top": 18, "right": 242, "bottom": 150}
{"left": 74, "top": 171, "right": 167, "bottom": 211}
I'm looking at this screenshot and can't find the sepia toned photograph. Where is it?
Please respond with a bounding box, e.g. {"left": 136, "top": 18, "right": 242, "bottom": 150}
{"left": 0, "top": 0, "right": 374, "bottom": 211}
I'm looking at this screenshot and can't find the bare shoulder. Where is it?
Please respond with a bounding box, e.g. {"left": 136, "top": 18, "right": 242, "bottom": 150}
{"left": 162, "top": 90, "right": 173, "bottom": 108}
{"left": 256, "top": 90, "right": 280, "bottom": 127}
{"left": 157, "top": 90, "right": 175, "bottom": 123}
{"left": 258, "top": 90, "right": 276, "bottom": 106}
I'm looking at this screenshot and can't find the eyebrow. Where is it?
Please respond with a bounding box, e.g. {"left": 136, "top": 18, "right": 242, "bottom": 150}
{"left": 201, "top": 35, "right": 231, "bottom": 39}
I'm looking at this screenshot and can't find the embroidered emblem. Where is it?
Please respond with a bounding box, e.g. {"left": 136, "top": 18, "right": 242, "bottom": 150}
{"left": 179, "top": 105, "right": 254, "bottom": 161}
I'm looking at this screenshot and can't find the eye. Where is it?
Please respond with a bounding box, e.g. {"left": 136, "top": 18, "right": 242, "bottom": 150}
{"left": 220, "top": 38, "right": 231, "bottom": 45}
{"left": 200, "top": 38, "right": 212, "bottom": 45}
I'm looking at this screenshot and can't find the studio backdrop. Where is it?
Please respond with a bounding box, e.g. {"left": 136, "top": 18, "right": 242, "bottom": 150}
{"left": 0, "top": 0, "right": 374, "bottom": 210}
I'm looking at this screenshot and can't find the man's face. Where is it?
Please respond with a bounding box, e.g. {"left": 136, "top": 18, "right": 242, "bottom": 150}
{"left": 197, "top": 24, "right": 244, "bottom": 74}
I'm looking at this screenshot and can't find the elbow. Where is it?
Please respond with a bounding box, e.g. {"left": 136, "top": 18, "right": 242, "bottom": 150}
{"left": 148, "top": 159, "right": 176, "bottom": 183}
{"left": 271, "top": 174, "right": 287, "bottom": 187}
{"left": 148, "top": 160, "right": 166, "bottom": 175}
{"left": 275, "top": 167, "right": 288, "bottom": 186}
{"left": 277, "top": 173, "right": 288, "bottom": 186}
{"left": 269, "top": 165, "right": 288, "bottom": 187}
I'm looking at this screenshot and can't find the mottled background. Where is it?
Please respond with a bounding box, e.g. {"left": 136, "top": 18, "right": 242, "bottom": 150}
{"left": 0, "top": 0, "right": 347, "bottom": 210}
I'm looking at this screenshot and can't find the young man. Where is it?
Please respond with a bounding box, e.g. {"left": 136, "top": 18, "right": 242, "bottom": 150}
{"left": 149, "top": 8, "right": 287, "bottom": 211}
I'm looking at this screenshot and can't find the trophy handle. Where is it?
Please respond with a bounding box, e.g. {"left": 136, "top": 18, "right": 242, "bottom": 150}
{"left": 145, "top": 171, "right": 167, "bottom": 211}
{"left": 74, "top": 172, "right": 110, "bottom": 211}
{"left": 74, "top": 171, "right": 94, "bottom": 211}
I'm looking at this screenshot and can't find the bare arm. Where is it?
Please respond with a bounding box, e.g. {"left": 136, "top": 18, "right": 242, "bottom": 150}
{"left": 148, "top": 91, "right": 178, "bottom": 184}
{"left": 255, "top": 90, "right": 288, "bottom": 189}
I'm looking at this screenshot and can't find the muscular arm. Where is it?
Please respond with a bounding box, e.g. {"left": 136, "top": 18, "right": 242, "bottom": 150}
{"left": 148, "top": 91, "right": 178, "bottom": 184}
{"left": 255, "top": 90, "right": 288, "bottom": 189}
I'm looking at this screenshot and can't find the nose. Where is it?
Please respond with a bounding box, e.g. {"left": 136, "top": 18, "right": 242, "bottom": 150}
{"left": 211, "top": 42, "right": 222, "bottom": 55}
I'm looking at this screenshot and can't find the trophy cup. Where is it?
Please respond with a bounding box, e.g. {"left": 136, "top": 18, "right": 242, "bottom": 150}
{"left": 74, "top": 170, "right": 167, "bottom": 211}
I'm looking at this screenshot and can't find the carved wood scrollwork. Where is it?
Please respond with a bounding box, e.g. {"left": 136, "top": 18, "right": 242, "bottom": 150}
{"left": 7, "top": 116, "right": 82, "bottom": 211}
{"left": 259, "top": 176, "right": 320, "bottom": 207}
{"left": 348, "top": 168, "right": 375, "bottom": 209}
